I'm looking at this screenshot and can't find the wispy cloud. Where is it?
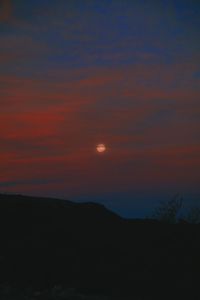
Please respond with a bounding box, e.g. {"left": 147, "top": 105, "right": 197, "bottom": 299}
{"left": 0, "top": 1, "right": 199, "bottom": 213}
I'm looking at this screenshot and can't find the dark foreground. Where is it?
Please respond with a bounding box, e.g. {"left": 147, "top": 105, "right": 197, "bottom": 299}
{"left": 0, "top": 193, "right": 199, "bottom": 299}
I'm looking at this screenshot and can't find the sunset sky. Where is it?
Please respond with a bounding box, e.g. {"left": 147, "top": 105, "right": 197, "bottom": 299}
{"left": 0, "top": 0, "right": 200, "bottom": 217}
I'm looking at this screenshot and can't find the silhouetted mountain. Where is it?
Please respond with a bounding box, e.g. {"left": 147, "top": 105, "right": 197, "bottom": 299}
{"left": 0, "top": 193, "right": 199, "bottom": 299}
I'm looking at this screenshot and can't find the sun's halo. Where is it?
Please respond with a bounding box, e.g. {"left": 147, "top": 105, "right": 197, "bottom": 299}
{"left": 96, "top": 143, "right": 106, "bottom": 153}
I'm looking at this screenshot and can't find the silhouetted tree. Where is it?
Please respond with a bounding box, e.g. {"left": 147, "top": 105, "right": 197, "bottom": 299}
{"left": 152, "top": 194, "right": 183, "bottom": 223}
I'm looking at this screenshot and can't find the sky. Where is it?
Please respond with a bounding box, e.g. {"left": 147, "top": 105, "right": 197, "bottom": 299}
{"left": 0, "top": 0, "right": 200, "bottom": 217}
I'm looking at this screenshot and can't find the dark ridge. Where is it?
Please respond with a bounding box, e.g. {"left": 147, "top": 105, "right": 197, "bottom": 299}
{"left": 0, "top": 192, "right": 75, "bottom": 207}
{"left": 0, "top": 193, "right": 199, "bottom": 299}
{"left": 0, "top": 192, "right": 120, "bottom": 218}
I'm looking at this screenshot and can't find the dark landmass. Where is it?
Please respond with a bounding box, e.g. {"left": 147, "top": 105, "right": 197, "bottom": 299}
{"left": 0, "top": 193, "right": 199, "bottom": 299}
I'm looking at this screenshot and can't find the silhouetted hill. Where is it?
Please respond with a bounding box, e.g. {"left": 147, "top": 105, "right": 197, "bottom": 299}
{"left": 0, "top": 193, "right": 199, "bottom": 299}
{"left": 0, "top": 193, "right": 123, "bottom": 248}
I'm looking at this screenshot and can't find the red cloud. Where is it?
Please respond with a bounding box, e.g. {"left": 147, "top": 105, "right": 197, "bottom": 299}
{"left": 0, "top": 61, "right": 199, "bottom": 196}
{"left": 0, "top": 0, "right": 12, "bottom": 23}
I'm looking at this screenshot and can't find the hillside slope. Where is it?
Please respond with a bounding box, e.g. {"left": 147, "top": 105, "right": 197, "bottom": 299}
{"left": 0, "top": 193, "right": 199, "bottom": 299}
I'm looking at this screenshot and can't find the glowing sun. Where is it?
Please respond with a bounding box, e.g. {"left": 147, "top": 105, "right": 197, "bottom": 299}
{"left": 96, "top": 143, "right": 106, "bottom": 153}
